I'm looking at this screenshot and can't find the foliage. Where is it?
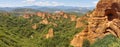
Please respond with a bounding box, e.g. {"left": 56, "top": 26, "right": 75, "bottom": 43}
{"left": 90, "top": 34, "right": 120, "bottom": 47}
{"left": 0, "top": 13, "right": 83, "bottom": 47}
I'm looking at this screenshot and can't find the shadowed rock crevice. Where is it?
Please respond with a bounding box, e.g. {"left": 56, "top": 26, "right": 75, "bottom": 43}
{"left": 105, "top": 9, "right": 118, "bottom": 21}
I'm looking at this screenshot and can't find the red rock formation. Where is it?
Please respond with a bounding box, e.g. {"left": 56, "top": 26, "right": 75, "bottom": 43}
{"left": 37, "top": 12, "right": 46, "bottom": 19}
{"left": 71, "top": 28, "right": 88, "bottom": 47}
{"left": 70, "top": 15, "right": 76, "bottom": 21}
{"left": 71, "top": 0, "right": 120, "bottom": 47}
{"left": 32, "top": 24, "right": 37, "bottom": 30}
{"left": 23, "top": 13, "right": 34, "bottom": 18}
{"left": 45, "top": 28, "right": 54, "bottom": 39}
{"left": 55, "top": 11, "right": 65, "bottom": 15}
{"left": 49, "top": 22, "right": 58, "bottom": 27}
{"left": 40, "top": 19, "right": 49, "bottom": 25}
{"left": 51, "top": 16, "right": 57, "bottom": 20}
{"left": 63, "top": 14, "right": 68, "bottom": 19}
{"left": 23, "top": 14, "right": 30, "bottom": 18}
{"left": 75, "top": 18, "right": 84, "bottom": 28}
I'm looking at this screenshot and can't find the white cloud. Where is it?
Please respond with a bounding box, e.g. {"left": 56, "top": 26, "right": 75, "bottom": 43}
{"left": 0, "top": 2, "right": 16, "bottom": 7}
{"left": 23, "top": 0, "right": 36, "bottom": 3}
{"left": 35, "top": 1, "right": 64, "bottom": 6}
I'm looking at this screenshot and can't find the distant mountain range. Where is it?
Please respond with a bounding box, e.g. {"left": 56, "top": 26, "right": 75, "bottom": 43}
{"left": 0, "top": 6, "right": 95, "bottom": 14}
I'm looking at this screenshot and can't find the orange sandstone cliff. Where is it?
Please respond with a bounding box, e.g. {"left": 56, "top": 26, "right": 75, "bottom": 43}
{"left": 71, "top": 0, "right": 120, "bottom": 47}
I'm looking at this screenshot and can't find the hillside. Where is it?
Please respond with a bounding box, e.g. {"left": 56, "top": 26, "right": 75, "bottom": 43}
{"left": 0, "top": 10, "right": 120, "bottom": 47}
{"left": 0, "top": 11, "right": 88, "bottom": 47}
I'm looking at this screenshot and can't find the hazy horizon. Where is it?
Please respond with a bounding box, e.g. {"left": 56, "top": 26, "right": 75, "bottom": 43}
{"left": 0, "top": 0, "right": 99, "bottom": 7}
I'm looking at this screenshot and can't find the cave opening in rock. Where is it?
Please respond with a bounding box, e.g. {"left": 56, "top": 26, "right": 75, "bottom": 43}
{"left": 107, "top": 13, "right": 114, "bottom": 21}
{"left": 105, "top": 9, "right": 118, "bottom": 21}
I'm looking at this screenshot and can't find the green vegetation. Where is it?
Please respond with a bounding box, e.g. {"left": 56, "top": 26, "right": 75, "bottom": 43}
{"left": 0, "top": 13, "right": 83, "bottom": 47}
{"left": 90, "top": 34, "right": 120, "bottom": 47}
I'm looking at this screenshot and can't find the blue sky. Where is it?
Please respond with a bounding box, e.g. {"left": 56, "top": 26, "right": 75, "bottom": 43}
{"left": 0, "top": 0, "right": 99, "bottom": 7}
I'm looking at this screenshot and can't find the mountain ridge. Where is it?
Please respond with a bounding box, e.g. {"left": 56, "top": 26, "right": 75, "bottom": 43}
{"left": 0, "top": 6, "right": 95, "bottom": 13}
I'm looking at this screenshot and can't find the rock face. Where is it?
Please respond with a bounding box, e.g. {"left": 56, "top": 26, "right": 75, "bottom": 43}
{"left": 71, "top": 0, "right": 120, "bottom": 47}
{"left": 71, "top": 29, "right": 88, "bottom": 47}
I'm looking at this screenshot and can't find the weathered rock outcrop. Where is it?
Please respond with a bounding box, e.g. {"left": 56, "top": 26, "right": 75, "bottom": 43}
{"left": 75, "top": 18, "right": 84, "bottom": 28}
{"left": 63, "top": 14, "right": 68, "bottom": 19}
{"left": 71, "top": 28, "right": 88, "bottom": 47}
{"left": 71, "top": 0, "right": 120, "bottom": 47}
{"left": 32, "top": 24, "right": 37, "bottom": 30}
{"left": 45, "top": 28, "right": 54, "bottom": 39}
{"left": 40, "top": 18, "right": 49, "bottom": 25}
{"left": 23, "top": 14, "right": 34, "bottom": 18}
{"left": 70, "top": 15, "right": 76, "bottom": 21}
{"left": 37, "top": 12, "right": 46, "bottom": 19}
{"left": 23, "top": 14, "right": 30, "bottom": 18}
